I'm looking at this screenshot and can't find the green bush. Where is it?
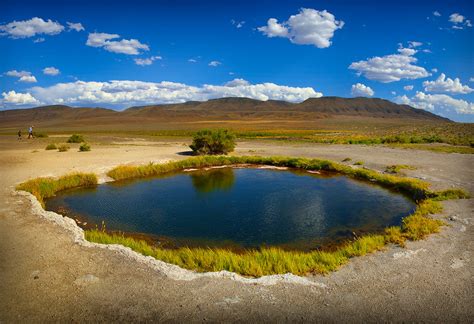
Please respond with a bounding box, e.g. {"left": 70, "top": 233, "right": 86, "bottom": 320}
{"left": 79, "top": 143, "right": 91, "bottom": 152}
{"left": 58, "top": 144, "right": 70, "bottom": 152}
{"left": 67, "top": 134, "right": 84, "bottom": 143}
{"left": 190, "top": 129, "right": 236, "bottom": 155}
{"left": 45, "top": 143, "right": 57, "bottom": 150}
{"left": 35, "top": 132, "right": 48, "bottom": 138}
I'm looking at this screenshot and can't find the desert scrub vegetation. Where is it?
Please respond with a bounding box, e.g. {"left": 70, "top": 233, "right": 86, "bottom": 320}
{"left": 35, "top": 132, "right": 48, "bottom": 138}
{"left": 16, "top": 173, "right": 97, "bottom": 207}
{"left": 190, "top": 129, "right": 236, "bottom": 155}
{"left": 67, "top": 134, "right": 84, "bottom": 143}
{"left": 79, "top": 143, "right": 91, "bottom": 152}
{"left": 45, "top": 143, "right": 57, "bottom": 150}
{"left": 57, "top": 144, "right": 70, "bottom": 152}
{"left": 385, "top": 164, "right": 417, "bottom": 174}
{"left": 353, "top": 161, "right": 364, "bottom": 165}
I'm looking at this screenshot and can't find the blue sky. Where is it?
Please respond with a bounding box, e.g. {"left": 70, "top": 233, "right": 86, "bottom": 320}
{"left": 1, "top": 0, "right": 473, "bottom": 121}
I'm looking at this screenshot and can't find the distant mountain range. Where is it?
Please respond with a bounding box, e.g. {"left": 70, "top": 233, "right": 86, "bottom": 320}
{"left": 0, "top": 97, "right": 450, "bottom": 130}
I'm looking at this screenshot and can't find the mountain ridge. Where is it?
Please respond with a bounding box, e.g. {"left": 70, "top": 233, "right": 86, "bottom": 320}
{"left": 0, "top": 97, "right": 451, "bottom": 130}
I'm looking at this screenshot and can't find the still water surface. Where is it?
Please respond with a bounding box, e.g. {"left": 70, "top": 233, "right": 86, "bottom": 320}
{"left": 45, "top": 167, "right": 416, "bottom": 251}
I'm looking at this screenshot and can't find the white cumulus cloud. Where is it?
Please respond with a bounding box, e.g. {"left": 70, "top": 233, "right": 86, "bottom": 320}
{"left": 423, "top": 73, "right": 473, "bottom": 94}
{"left": 5, "top": 70, "right": 31, "bottom": 77}
{"left": 19, "top": 75, "right": 37, "bottom": 83}
{"left": 449, "top": 13, "right": 472, "bottom": 29}
{"left": 67, "top": 22, "right": 84, "bottom": 32}
{"left": 86, "top": 32, "right": 149, "bottom": 55}
{"left": 433, "top": 11, "right": 441, "bottom": 17}
{"left": 396, "top": 91, "right": 474, "bottom": 115}
{"left": 0, "top": 79, "right": 322, "bottom": 109}
{"left": 1, "top": 91, "right": 39, "bottom": 106}
{"left": 349, "top": 47, "right": 430, "bottom": 83}
{"left": 404, "top": 85, "right": 414, "bottom": 91}
{"left": 0, "top": 17, "right": 64, "bottom": 38}
{"left": 134, "top": 56, "right": 162, "bottom": 66}
{"left": 43, "top": 67, "right": 60, "bottom": 76}
{"left": 351, "top": 83, "right": 374, "bottom": 97}
{"left": 449, "top": 13, "right": 465, "bottom": 23}
{"left": 258, "top": 8, "right": 344, "bottom": 48}
{"left": 4, "top": 70, "right": 37, "bottom": 82}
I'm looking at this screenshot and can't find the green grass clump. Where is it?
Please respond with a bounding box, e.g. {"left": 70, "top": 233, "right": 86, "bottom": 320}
{"left": 431, "top": 188, "right": 471, "bottom": 201}
{"left": 385, "top": 164, "right": 417, "bottom": 174}
{"left": 79, "top": 143, "right": 91, "bottom": 152}
{"left": 58, "top": 144, "right": 70, "bottom": 152}
{"left": 45, "top": 143, "right": 57, "bottom": 150}
{"left": 67, "top": 134, "right": 84, "bottom": 143}
{"left": 190, "top": 129, "right": 236, "bottom": 155}
{"left": 401, "top": 200, "right": 444, "bottom": 240}
{"left": 85, "top": 228, "right": 386, "bottom": 276}
{"left": 342, "top": 157, "right": 352, "bottom": 162}
{"left": 353, "top": 161, "right": 364, "bottom": 165}
{"left": 16, "top": 173, "right": 97, "bottom": 207}
{"left": 35, "top": 132, "right": 48, "bottom": 138}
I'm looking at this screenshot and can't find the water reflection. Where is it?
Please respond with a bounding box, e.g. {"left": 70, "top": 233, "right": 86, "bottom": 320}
{"left": 190, "top": 167, "right": 235, "bottom": 193}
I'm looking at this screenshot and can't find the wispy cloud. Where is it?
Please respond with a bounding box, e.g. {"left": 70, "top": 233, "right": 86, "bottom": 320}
{"left": 86, "top": 32, "right": 149, "bottom": 55}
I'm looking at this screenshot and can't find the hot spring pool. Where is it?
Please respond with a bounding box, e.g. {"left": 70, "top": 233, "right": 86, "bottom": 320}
{"left": 45, "top": 167, "right": 416, "bottom": 251}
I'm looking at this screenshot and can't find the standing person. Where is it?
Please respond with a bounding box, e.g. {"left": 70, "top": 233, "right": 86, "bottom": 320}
{"left": 17, "top": 129, "right": 22, "bottom": 140}
{"left": 28, "top": 126, "right": 34, "bottom": 139}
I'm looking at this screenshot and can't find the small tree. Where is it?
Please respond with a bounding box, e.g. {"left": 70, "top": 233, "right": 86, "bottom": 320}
{"left": 190, "top": 129, "right": 236, "bottom": 155}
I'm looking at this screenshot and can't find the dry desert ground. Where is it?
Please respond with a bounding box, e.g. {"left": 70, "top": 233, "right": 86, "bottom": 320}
{"left": 0, "top": 135, "right": 473, "bottom": 322}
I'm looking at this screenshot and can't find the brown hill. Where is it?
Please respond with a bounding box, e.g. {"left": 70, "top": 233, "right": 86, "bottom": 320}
{"left": 0, "top": 97, "right": 450, "bottom": 132}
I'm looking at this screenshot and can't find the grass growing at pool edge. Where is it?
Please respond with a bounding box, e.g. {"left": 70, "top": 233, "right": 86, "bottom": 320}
{"left": 84, "top": 197, "right": 464, "bottom": 277}
{"left": 15, "top": 156, "right": 470, "bottom": 277}
{"left": 85, "top": 229, "right": 386, "bottom": 276}
{"left": 16, "top": 173, "right": 98, "bottom": 207}
{"left": 96, "top": 155, "right": 470, "bottom": 277}
{"left": 107, "top": 155, "right": 433, "bottom": 199}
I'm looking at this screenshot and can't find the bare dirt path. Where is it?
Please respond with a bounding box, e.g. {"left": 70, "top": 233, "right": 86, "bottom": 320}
{"left": 0, "top": 137, "right": 472, "bottom": 322}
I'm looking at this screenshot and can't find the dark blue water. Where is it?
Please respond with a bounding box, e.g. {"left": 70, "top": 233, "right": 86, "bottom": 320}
{"left": 45, "top": 167, "right": 416, "bottom": 251}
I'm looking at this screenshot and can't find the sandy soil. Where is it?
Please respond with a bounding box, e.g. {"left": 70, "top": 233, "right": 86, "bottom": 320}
{"left": 0, "top": 136, "right": 472, "bottom": 322}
